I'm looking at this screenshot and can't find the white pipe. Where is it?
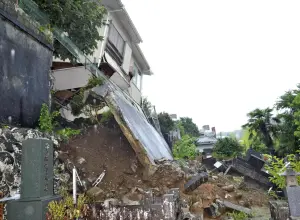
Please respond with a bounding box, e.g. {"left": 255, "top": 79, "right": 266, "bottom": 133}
{"left": 73, "top": 167, "right": 77, "bottom": 205}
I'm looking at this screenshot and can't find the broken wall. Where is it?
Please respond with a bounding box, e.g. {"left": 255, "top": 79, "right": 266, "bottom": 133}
{"left": 0, "top": 0, "right": 53, "bottom": 127}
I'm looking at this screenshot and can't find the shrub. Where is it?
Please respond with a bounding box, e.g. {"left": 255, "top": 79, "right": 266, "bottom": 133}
{"left": 47, "top": 194, "right": 87, "bottom": 220}
{"left": 173, "top": 135, "right": 197, "bottom": 160}
{"left": 213, "top": 137, "right": 244, "bottom": 159}
{"left": 228, "top": 211, "right": 249, "bottom": 220}
{"left": 57, "top": 128, "right": 80, "bottom": 140}
{"left": 265, "top": 153, "right": 300, "bottom": 188}
{"left": 39, "top": 104, "right": 60, "bottom": 132}
{"left": 100, "top": 110, "right": 113, "bottom": 124}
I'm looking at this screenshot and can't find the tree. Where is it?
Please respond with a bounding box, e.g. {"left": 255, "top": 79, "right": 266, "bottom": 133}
{"left": 179, "top": 117, "right": 200, "bottom": 137}
{"left": 172, "top": 135, "right": 197, "bottom": 160}
{"left": 141, "top": 97, "right": 152, "bottom": 120}
{"left": 242, "top": 108, "right": 279, "bottom": 154}
{"left": 213, "top": 137, "right": 244, "bottom": 159}
{"left": 33, "top": 0, "right": 106, "bottom": 61}
{"left": 275, "top": 86, "right": 300, "bottom": 155}
{"left": 158, "top": 112, "right": 175, "bottom": 135}
{"left": 241, "top": 128, "right": 268, "bottom": 153}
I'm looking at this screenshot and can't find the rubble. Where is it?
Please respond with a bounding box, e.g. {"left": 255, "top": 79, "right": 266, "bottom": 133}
{"left": 184, "top": 172, "right": 209, "bottom": 193}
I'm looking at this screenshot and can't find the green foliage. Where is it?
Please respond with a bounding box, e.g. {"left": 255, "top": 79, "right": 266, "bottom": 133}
{"left": 242, "top": 108, "right": 279, "bottom": 153}
{"left": 228, "top": 211, "right": 249, "bottom": 220}
{"left": 70, "top": 77, "right": 103, "bottom": 116}
{"left": 33, "top": 0, "right": 106, "bottom": 62}
{"left": 47, "top": 194, "right": 87, "bottom": 220}
{"left": 100, "top": 110, "right": 113, "bottom": 123}
{"left": 265, "top": 154, "right": 300, "bottom": 188}
{"left": 158, "top": 112, "right": 175, "bottom": 135}
{"left": 177, "top": 121, "right": 185, "bottom": 137}
{"left": 241, "top": 128, "right": 268, "bottom": 153}
{"left": 179, "top": 117, "right": 200, "bottom": 137}
{"left": 57, "top": 128, "right": 80, "bottom": 140}
{"left": 86, "top": 77, "right": 104, "bottom": 90}
{"left": 213, "top": 137, "right": 244, "bottom": 159}
{"left": 39, "top": 103, "right": 60, "bottom": 132}
{"left": 173, "top": 135, "right": 197, "bottom": 160}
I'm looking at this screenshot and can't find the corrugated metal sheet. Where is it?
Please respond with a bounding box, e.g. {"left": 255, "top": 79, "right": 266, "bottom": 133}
{"left": 92, "top": 84, "right": 173, "bottom": 163}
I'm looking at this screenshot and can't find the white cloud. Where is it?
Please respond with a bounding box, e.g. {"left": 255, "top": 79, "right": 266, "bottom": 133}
{"left": 122, "top": 0, "right": 300, "bottom": 132}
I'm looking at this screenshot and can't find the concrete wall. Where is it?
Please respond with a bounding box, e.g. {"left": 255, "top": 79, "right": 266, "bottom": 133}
{"left": 128, "top": 80, "right": 142, "bottom": 104}
{"left": 52, "top": 66, "right": 92, "bottom": 91}
{"left": 0, "top": 1, "right": 53, "bottom": 127}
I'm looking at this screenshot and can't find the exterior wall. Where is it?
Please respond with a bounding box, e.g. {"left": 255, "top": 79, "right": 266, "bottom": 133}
{"left": 52, "top": 66, "right": 92, "bottom": 91}
{"left": 51, "top": 7, "right": 146, "bottom": 105}
{"left": 196, "top": 145, "right": 214, "bottom": 153}
{"left": 0, "top": 2, "right": 53, "bottom": 127}
{"left": 110, "top": 72, "right": 130, "bottom": 90}
{"left": 128, "top": 80, "right": 142, "bottom": 104}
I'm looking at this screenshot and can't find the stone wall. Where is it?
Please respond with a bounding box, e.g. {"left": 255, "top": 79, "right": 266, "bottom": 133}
{"left": 0, "top": 0, "right": 53, "bottom": 127}
{"left": 84, "top": 188, "right": 183, "bottom": 220}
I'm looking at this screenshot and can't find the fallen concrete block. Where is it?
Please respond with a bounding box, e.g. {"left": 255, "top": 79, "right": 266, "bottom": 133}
{"left": 216, "top": 199, "right": 252, "bottom": 215}
{"left": 184, "top": 172, "right": 208, "bottom": 193}
{"left": 269, "top": 200, "right": 289, "bottom": 220}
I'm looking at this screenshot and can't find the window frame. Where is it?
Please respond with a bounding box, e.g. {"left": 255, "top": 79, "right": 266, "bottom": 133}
{"left": 106, "top": 24, "right": 125, "bottom": 65}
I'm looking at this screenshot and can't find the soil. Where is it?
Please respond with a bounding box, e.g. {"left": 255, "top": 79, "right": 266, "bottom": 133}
{"left": 59, "top": 123, "right": 148, "bottom": 200}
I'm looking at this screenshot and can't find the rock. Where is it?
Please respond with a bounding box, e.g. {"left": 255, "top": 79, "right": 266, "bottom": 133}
{"left": 225, "top": 194, "right": 232, "bottom": 199}
{"left": 190, "top": 201, "right": 203, "bottom": 214}
{"left": 104, "top": 198, "right": 120, "bottom": 208}
{"left": 87, "top": 187, "right": 104, "bottom": 197}
{"left": 204, "top": 203, "right": 222, "bottom": 218}
{"left": 182, "top": 212, "right": 203, "bottom": 220}
{"left": 235, "top": 193, "right": 243, "bottom": 199}
{"left": 57, "top": 173, "right": 70, "bottom": 183}
{"left": 222, "top": 185, "right": 235, "bottom": 192}
{"left": 122, "top": 195, "right": 140, "bottom": 205}
{"left": 77, "top": 157, "right": 86, "bottom": 165}
{"left": 184, "top": 172, "right": 209, "bottom": 193}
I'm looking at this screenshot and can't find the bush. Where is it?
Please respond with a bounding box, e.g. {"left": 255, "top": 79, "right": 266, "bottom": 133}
{"left": 213, "top": 137, "right": 244, "bottom": 159}
{"left": 173, "top": 135, "right": 197, "bottom": 160}
{"left": 100, "top": 110, "right": 113, "bottom": 124}
{"left": 57, "top": 128, "right": 80, "bottom": 140}
{"left": 39, "top": 104, "right": 60, "bottom": 132}
{"left": 47, "top": 194, "right": 87, "bottom": 220}
{"left": 265, "top": 153, "right": 300, "bottom": 188}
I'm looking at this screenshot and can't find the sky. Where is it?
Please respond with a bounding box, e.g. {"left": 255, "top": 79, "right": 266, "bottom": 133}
{"left": 122, "top": 0, "right": 300, "bottom": 132}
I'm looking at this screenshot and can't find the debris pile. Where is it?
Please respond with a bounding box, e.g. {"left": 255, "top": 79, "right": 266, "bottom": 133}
{"left": 0, "top": 124, "right": 271, "bottom": 219}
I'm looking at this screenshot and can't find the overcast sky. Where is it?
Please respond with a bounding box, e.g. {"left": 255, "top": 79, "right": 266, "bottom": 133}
{"left": 122, "top": 0, "right": 300, "bottom": 132}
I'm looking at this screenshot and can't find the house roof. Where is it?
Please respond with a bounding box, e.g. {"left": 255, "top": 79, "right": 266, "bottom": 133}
{"left": 196, "top": 136, "right": 217, "bottom": 145}
{"left": 101, "top": 0, "right": 153, "bottom": 75}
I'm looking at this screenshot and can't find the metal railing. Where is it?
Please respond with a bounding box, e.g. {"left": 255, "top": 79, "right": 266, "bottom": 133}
{"left": 18, "top": 0, "right": 149, "bottom": 119}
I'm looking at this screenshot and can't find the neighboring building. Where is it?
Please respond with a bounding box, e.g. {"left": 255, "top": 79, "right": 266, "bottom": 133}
{"left": 196, "top": 135, "right": 217, "bottom": 155}
{"left": 196, "top": 125, "right": 217, "bottom": 155}
{"left": 52, "top": 0, "right": 153, "bottom": 106}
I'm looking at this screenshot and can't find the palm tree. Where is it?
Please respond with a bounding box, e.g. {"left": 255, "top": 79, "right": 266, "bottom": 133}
{"left": 242, "top": 108, "right": 280, "bottom": 154}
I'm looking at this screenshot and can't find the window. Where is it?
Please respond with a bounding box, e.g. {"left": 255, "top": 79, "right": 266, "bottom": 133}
{"left": 132, "top": 63, "right": 141, "bottom": 90}
{"left": 108, "top": 24, "right": 125, "bottom": 56}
